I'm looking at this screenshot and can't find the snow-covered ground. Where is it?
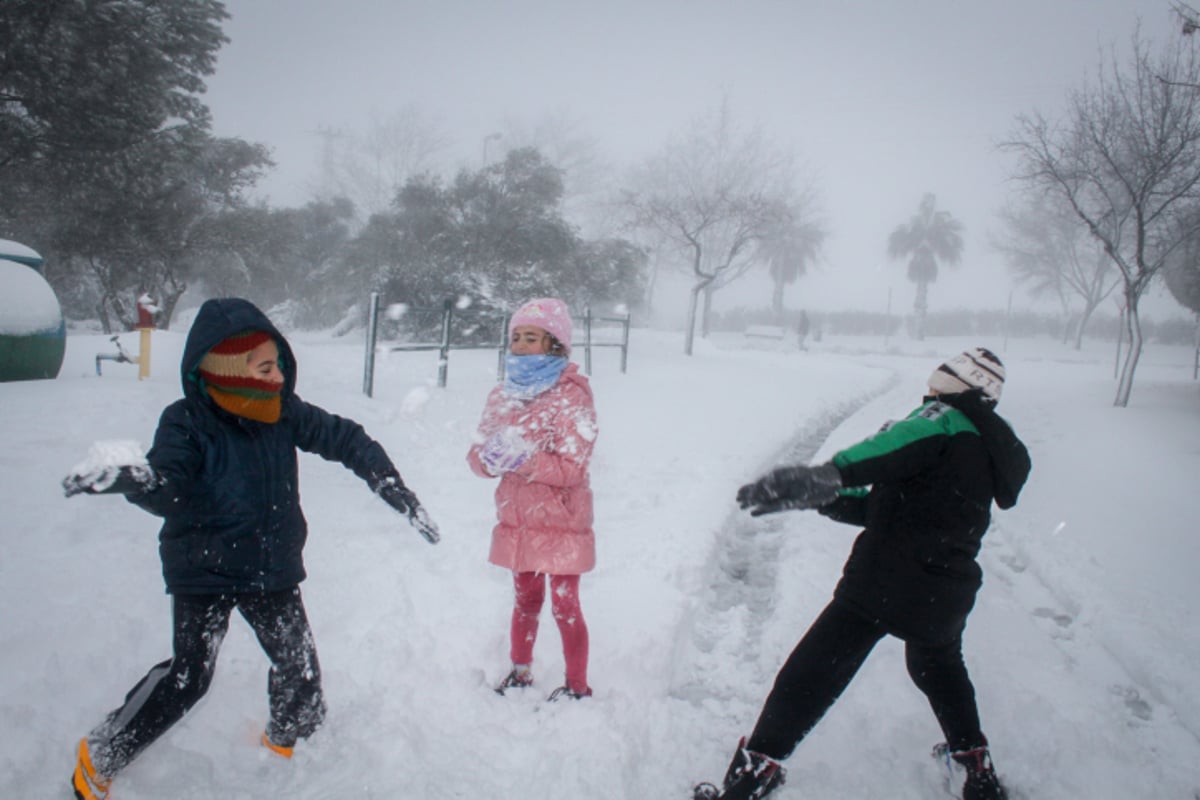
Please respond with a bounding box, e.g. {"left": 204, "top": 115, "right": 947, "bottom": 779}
{"left": 2, "top": 320, "right": 1198, "bottom": 799}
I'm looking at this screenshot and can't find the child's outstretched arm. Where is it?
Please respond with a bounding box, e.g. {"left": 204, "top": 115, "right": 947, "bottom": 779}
{"left": 289, "top": 398, "right": 440, "bottom": 544}
{"left": 62, "top": 406, "right": 202, "bottom": 516}
{"left": 63, "top": 462, "right": 160, "bottom": 497}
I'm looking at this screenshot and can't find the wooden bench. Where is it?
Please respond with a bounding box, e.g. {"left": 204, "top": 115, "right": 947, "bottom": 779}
{"left": 744, "top": 325, "right": 789, "bottom": 340}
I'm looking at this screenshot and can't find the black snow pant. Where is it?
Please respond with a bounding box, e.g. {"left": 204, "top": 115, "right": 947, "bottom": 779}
{"left": 87, "top": 586, "right": 326, "bottom": 776}
{"left": 745, "top": 597, "right": 984, "bottom": 760}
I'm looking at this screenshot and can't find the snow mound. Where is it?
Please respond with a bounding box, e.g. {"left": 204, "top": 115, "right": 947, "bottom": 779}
{"left": 0, "top": 259, "right": 61, "bottom": 335}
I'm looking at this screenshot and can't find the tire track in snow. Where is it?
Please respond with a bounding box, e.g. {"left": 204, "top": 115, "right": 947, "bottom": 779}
{"left": 668, "top": 375, "right": 899, "bottom": 710}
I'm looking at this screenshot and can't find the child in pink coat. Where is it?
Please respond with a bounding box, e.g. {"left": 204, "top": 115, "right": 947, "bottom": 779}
{"left": 467, "top": 298, "right": 598, "bottom": 701}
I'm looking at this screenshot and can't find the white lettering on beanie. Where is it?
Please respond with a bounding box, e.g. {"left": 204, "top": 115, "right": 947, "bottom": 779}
{"left": 928, "top": 347, "right": 1005, "bottom": 403}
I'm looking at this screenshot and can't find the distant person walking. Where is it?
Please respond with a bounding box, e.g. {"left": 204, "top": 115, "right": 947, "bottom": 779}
{"left": 694, "top": 347, "right": 1030, "bottom": 800}
{"left": 467, "top": 298, "right": 598, "bottom": 702}
{"left": 63, "top": 298, "right": 439, "bottom": 800}
{"left": 795, "top": 310, "right": 810, "bottom": 351}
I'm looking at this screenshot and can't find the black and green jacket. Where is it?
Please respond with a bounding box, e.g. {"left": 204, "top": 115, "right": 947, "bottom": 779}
{"left": 820, "top": 389, "right": 1031, "bottom": 645}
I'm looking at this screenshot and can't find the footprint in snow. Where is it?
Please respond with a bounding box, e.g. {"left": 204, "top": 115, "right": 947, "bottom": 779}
{"left": 1111, "top": 684, "right": 1153, "bottom": 722}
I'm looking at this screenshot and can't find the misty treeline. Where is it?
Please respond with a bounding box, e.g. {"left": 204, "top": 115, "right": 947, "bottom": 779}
{"left": 2, "top": 1, "right": 1200, "bottom": 402}
{"left": 0, "top": 1, "right": 645, "bottom": 337}
{"left": 711, "top": 306, "right": 1197, "bottom": 347}
{"left": 0, "top": 1, "right": 829, "bottom": 346}
{"left": 0, "top": 1, "right": 809, "bottom": 345}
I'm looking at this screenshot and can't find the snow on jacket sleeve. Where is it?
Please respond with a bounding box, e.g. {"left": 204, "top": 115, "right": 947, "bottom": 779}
{"left": 466, "top": 377, "right": 598, "bottom": 487}
{"left": 467, "top": 385, "right": 507, "bottom": 478}
{"left": 509, "top": 384, "right": 596, "bottom": 488}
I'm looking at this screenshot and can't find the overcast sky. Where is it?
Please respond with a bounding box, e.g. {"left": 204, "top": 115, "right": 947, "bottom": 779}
{"left": 203, "top": 0, "right": 1182, "bottom": 316}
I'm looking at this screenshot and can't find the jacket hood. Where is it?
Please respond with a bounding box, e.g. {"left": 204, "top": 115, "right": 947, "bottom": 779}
{"left": 180, "top": 298, "right": 296, "bottom": 399}
{"left": 937, "top": 388, "right": 1031, "bottom": 509}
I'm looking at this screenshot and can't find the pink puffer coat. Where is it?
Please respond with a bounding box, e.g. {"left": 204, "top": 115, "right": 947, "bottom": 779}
{"left": 467, "top": 362, "right": 597, "bottom": 575}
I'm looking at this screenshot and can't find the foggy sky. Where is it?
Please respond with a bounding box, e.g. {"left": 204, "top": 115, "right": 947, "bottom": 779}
{"left": 203, "top": 0, "right": 1181, "bottom": 316}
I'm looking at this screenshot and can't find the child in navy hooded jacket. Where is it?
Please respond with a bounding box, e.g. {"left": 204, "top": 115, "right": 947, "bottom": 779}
{"left": 63, "top": 298, "right": 438, "bottom": 800}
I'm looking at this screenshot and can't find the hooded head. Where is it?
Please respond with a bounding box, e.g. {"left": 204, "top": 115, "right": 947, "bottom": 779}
{"left": 181, "top": 299, "right": 296, "bottom": 421}
{"left": 928, "top": 347, "right": 1005, "bottom": 404}
{"left": 508, "top": 298, "right": 572, "bottom": 355}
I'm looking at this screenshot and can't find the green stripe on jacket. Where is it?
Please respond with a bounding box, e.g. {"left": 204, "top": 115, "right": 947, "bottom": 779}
{"left": 832, "top": 400, "right": 979, "bottom": 476}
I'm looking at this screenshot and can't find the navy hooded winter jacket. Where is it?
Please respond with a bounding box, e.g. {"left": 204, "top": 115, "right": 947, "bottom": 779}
{"left": 127, "top": 298, "right": 401, "bottom": 594}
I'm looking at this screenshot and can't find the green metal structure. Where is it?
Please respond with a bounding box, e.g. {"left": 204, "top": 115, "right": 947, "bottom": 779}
{"left": 0, "top": 240, "right": 66, "bottom": 382}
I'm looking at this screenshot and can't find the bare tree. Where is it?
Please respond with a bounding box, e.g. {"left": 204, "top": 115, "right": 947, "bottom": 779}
{"left": 992, "top": 191, "right": 1118, "bottom": 348}
{"left": 1174, "top": 2, "right": 1200, "bottom": 36}
{"left": 1003, "top": 30, "right": 1200, "bottom": 406}
{"left": 1163, "top": 204, "right": 1200, "bottom": 313}
{"left": 622, "top": 102, "right": 798, "bottom": 355}
{"left": 498, "top": 109, "right": 613, "bottom": 237}
{"left": 313, "top": 105, "right": 448, "bottom": 222}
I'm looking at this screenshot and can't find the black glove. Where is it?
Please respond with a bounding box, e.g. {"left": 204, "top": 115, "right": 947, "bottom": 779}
{"left": 372, "top": 474, "right": 440, "bottom": 544}
{"left": 63, "top": 464, "right": 160, "bottom": 497}
{"left": 736, "top": 462, "right": 842, "bottom": 516}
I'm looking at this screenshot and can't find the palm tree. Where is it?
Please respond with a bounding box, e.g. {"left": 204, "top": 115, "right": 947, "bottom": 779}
{"left": 887, "top": 193, "right": 964, "bottom": 339}
{"left": 760, "top": 213, "right": 826, "bottom": 319}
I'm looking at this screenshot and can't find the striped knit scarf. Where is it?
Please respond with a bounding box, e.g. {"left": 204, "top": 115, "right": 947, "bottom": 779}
{"left": 198, "top": 331, "right": 283, "bottom": 423}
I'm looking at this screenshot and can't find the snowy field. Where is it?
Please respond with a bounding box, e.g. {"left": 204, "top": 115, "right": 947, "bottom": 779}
{"left": 2, "top": 320, "right": 1198, "bottom": 799}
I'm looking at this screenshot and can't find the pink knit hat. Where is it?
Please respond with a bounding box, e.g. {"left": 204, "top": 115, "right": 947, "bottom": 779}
{"left": 509, "top": 298, "right": 573, "bottom": 352}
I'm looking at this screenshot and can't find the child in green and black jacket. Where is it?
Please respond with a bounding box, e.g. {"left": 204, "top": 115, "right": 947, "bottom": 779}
{"left": 695, "top": 347, "right": 1031, "bottom": 800}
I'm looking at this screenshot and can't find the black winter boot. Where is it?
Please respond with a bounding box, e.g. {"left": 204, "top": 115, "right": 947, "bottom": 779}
{"left": 693, "top": 738, "right": 786, "bottom": 800}
{"left": 948, "top": 740, "right": 1008, "bottom": 800}
{"left": 493, "top": 667, "right": 533, "bottom": 696}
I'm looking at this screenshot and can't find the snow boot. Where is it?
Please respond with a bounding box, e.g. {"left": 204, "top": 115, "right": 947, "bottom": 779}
{"left": 936, "top": 738, "right": 1008, "bottom": 800}
{"left": 693, "top": 737, "right": 786, "bottom": 800}
{"left": 546, "top": 684, "right": 592, "bottom": 702}
{"left": 71, "top": 738, "right": 111, "bottom": 800}
{"left": 494, "top": 666, "right": 534, "bottom": 696}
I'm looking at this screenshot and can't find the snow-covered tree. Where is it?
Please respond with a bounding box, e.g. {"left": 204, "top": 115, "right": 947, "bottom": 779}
{"left": 0, "top": 0, "right": 227, "bottom": 170}
{"left": 340, "top": 147, "right": 644, "bottom": 332}
{"left": 622, "top": 102, "right": 804, "bottom": 355}
{"left": 0, "top": 0, "right": 271, "bottom": 331}
{"left": 1004, "top": 29, "right": 1200, "bottom": 406}
{"left": 993, "top": 191, "right": 1118, "bottom": 349}
{"left": 312, "top": 106, "right": 448, "bottom": 224}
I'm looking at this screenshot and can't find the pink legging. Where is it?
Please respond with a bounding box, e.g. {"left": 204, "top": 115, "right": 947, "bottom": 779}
{"left": 510, "top": 571, "right": 589, "bottom": 693}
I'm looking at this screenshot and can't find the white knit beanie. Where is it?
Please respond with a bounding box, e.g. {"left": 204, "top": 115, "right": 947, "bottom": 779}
{"left": 928, "top": 347, "right": 1005, "bottom": 403}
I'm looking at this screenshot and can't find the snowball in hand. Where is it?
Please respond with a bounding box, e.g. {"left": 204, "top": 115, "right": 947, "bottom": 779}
{"left": 63, "top": 440, "right": 150, "bottom": 495}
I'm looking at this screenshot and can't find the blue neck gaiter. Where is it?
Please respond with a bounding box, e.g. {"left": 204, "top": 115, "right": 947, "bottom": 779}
{"left": 504, "top": 354, "right": 568, "bottom": 399}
